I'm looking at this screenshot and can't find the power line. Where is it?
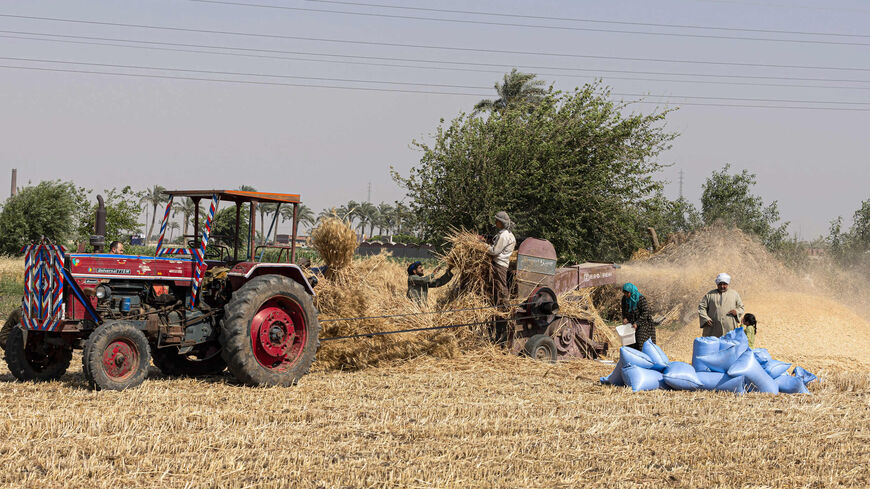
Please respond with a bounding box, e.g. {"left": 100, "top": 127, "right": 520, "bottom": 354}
{"left": 6, "top": 29, "right": 870, "bottom": 85}
{"left": 4, "top": 62, "right": 866, "bottom": 111}
{"left": 0, "top": 63, "right": 489, "bottom": 96}
{"left": 188, "top": 0, "right": 870, "bottom": 46}
{"left": 5, "top": 57, "right": 870, "bottom": 108}
{"left": 3, "top": 14, "right": 870, "bottom": 72}
{"left": 306, "top": 0, "right": 870, "bottom": 38}
{"left": 0, "top": 55, "right": 490, "bottom": 89}
{"left": 6, "top": 32, "right": 870, "bottom": 92}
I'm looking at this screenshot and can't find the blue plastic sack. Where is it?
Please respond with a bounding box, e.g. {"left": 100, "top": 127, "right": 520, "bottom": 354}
{"left": 752, "top": 348, "right": 773, "bottom": 365}
{"left": 622, "top": 365, "right": 666, "bottom": 392}
{"left": 692, "top": 337, "right": 720, "bottom": 372}
{"left": 764, "top": 359, "right": 792, "bottom": 378}
{"left": 642, "top": 339, "right": 669, "bottom": 371}
{"left": 728, "top": 350, "right": 779, "bottom": 394}
{"left": 775, "top": 373, "right": 810, "bottom": 394}
{"left": 697, "top": 344, "right": 742, "bottom": 373}
{"left": 662, "top": 361, "right": 703, "bottom": 391}
{"left": 715, "top": 374, "right": 747, "bottom": 394}
{"left": 793, "top": 366, "right": 818, "bottom": 385}
{"left": 721, "top": 327, "right": 749, "bottom": 357}
{"left": 600, "top": 357, "right": 625, "bottom": 386}
{"left": 619, "top": 346, "right": 655, "bottom": 369}
{"left": 695, "top": 371, "right": 727, "bottom": 390}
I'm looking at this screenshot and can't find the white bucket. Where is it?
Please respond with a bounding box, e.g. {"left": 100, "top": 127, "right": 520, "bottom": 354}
{"left": 615, "top": 324, "right": 636, "bottom": 346}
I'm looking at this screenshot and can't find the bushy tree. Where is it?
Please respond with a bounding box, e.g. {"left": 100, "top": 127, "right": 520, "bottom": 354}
{"left": 700, "top": 164, "right": 788, "bottom": 250}
{"left": 395, "top": 81, "right": 677, "bottom": 262}
{"left": 75, "top": 186, "right": 143, "bottom": 243}
{"left": 0, "top": 181, "right": 87, "bottom": 254}
{"left": 828, "top": 199, "right": 870, "bottom": 265}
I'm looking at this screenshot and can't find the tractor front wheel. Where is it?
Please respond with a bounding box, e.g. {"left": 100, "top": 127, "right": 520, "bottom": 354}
{"left": 83, "top": 322, "right": 151, "bottom": 391}
{"left": 152, "top": 342, "right": 226, "bottom": 377}
{"left": 220, "top": 275, "right": 319, "bottom": 386}
{"left": 4, "top": 326, "right": 72, "bottom": 381}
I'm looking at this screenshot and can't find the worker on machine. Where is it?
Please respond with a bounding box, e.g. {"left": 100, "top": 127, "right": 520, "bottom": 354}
{"left": 487, "top": 211, "right": 516, "bottom": 310}
{"left": 109, "top": 240, "right": 124, "bottom": 254}
{"left": 407, "top": 261, "right": 453, "bottom": 306}
{"left": 698, "top": 273, "right": 744, "bottom": 337}
{"left": 486, "top": 211, "right": 516, "bottom": 344}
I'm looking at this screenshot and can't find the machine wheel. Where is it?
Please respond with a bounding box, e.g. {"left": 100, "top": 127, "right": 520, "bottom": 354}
{"left": 152, "top": 342, "right": 227, "bottom": 377}
{"left": 4, "top": 326, "right": 72, "bottom": 381}
{"left": 220, "top": 275, "right": 320, "bottom": 386}
{"left": 0, "top": 308, "right": 22, "bottom": 351}
{"left": 83, "top": 322, "right": 151, "bottom": 391}
{"left": 524, "top": 334, "right": 558, "bottom": 363}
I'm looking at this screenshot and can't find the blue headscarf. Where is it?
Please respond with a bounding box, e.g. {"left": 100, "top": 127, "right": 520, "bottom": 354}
{"left": 407, "top": 261, "right": 422, "bottom": 275}
{"left": 623, "top": 283, "right": 642, "bottom": 312}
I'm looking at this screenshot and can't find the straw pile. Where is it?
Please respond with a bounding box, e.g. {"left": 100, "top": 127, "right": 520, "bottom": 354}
{"left": 309, "top": 222, "right": 492, "bottom": 370}
{"left": 437, "top": 229, "right": 491, "bottom": 301}
{"left": 0, "top": 353, "right": 867, "bottom": 488}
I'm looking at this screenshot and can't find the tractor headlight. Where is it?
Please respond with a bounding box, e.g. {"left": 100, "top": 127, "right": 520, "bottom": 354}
{"left": 95, "top": 285, "right": 111, "bottom": 300}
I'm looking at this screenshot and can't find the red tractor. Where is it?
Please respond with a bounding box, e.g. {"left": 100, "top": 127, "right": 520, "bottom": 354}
{"left": 3, "top": 190, "right": 320, "bottom": 390}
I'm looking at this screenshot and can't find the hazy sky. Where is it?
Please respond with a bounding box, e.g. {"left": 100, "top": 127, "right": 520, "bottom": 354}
{"left": 1, "top": 0, "right": 868, "bottom": 238}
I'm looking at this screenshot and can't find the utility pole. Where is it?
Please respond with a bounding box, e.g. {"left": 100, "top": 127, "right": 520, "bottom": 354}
{"left": 678, "top": 169, "right": 684, "bottom": 200}
{"left": 10, "top": 168, "right": 17, "bottom": 197}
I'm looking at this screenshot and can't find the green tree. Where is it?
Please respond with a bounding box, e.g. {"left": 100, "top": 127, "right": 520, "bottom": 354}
{"left": 700, "top": 164, "right": 788, "bottom": 249}
{"left": 474, "top": 69, "right": 547, "bottom": 113}
{"left": 828, "top": 199, "right": 870, "bottom": 264}
{"left": 76, "top": 186, "right": 143, "bottom": 244}
{"left": 0, "top": 181, "right": 86, "bottom": 254}
{"left": 139, "top": 185, "right": 168, "bottom": 245}
{"left": 395, "top": 82, "right": 677, "bottom": 262}
{"left": 172, "top": 197, "right": 197, "bottom": 238}
{"left": 211, "top": 207, "right": 250, "bottom": 258}
{"left": 169, "top": 221, "right": 180, "bottom": 241}
{"left": 283, "top": 204, "right": 316, "bottom": 235}
{"left": 376, "top": 202, "right": 395, "bottom": 235}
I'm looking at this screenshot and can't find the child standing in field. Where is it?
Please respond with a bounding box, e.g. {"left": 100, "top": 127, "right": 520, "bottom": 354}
{"left": 742, "top": 313, "right": 757, "bottom": 348}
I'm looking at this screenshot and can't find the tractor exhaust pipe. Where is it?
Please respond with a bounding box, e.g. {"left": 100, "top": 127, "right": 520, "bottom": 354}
{"left": 90, "top": 195, "right": 107, "bottom": 252}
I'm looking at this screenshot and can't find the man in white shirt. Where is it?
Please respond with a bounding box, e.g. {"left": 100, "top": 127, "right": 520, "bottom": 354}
{"left": 487, "top": 211, "right": 516, "bottom": 315}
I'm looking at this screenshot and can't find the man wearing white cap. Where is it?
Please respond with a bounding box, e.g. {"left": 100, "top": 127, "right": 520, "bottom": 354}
{"left": 698, "top": 273, "right": 744, "bottom": 337}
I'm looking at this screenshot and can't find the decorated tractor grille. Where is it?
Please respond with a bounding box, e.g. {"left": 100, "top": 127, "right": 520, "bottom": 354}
{"left": 21, "top": 240, "right": 67, "bottom": 331}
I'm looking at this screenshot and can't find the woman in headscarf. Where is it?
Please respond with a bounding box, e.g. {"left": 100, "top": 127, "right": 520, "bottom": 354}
{"left": 621, "top": 283, "right": 656, "bottom": 350}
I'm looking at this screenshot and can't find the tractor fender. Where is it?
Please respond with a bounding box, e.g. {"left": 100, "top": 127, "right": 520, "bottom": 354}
{"left": 227, "top": 263, "right": 315, "bottom": 296}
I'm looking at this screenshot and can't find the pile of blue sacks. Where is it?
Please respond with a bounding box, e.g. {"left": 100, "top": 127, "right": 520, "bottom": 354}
{"left": 600, "top": 327, "right": 818, "bottom": 394}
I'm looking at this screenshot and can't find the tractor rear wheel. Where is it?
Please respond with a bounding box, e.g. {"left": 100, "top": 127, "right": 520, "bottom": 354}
{"left": 4, "top": 326, "right": 72, "bottom": 381}
{"left": 0, "top": 308, "right": 22, "bottom": 352}
{"left": 152, "top": 342, "right": 226, "bottom": 377}
{"left": 220, "top": 275, "right": 319, "bottom": 386}
{"left": 83, "top": 322, "right": 151, "bottom": 391}
{"left": 524, "top": 334, "right": 557, "bottom": 363}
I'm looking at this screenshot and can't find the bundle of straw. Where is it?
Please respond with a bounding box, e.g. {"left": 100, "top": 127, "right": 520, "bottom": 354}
{"left": 438, "top": 229, "right": 492, "bottom": 301}
{"left": 310, "top": 217, "right": 357, "bottom": 277}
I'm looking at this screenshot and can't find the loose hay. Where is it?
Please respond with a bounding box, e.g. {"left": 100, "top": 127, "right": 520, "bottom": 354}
{"left": 310, "top": 222, "right": 492, "bottom": 370}
{"left": 0, "top": 353, "right": 867, "bottom": 489}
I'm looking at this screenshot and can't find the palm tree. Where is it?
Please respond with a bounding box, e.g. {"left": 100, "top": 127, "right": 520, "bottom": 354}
{"left": 139, "top": 185, "right": 168, "bottom": 245}
{"left": 284, "top": 204, "right": 316, "bottom": 234}
{"left": 354, "top": 202, "right": 377, "bottom": 239}
{"left": 258, "top": 202, "right": 278, "bottom": 244}
{"left": 172, "top": 197, "right": 197, "bottom": 239}
{"left": 376, "top": 202, "right": 394, "bottom": 235}
{"left": 168, "top": 221, "right": 180, "bottom": 241}
{"left": 474, "top": 69, "right": 547, "bottom": 113}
